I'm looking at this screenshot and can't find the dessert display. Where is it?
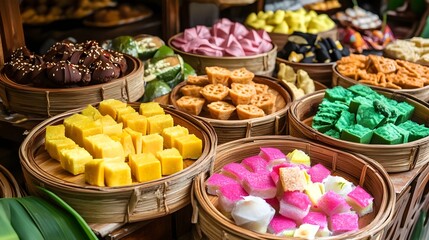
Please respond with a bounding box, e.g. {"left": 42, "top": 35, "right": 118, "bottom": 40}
{"left": 2, "top": 40, "right": 127, "bottom": 87}
{"left": 384, "top": 37, "right": 429, "bottom": 66}
{"left": 244, "top": 8, "right": 336, "bottom": 35}
{"left": 312, "top": 85, "right": 429, "bottom": 144}
{"left": 205, "top": 147, "right": 374, "bottom": 237}
{"left": 83, "top": 3, "right": 153, "bottom": 27}
{"left": 170, "top": 18, "right": 273, "bottom": 57}
{"left": 304, "top": 0, "right": 341, "bottom": 12}
{"left": 44, "top": 100, "right": 203, "bottom": 187}
{"left": 277, "top": 63, "right": 315, "bottom": 99}
{"left": 174, "top": 66, "right": 281, "bottom": 120}
{"left": 336, "top": 54, "right": 429, "bottom": 89}
{"left": 335, "top": 6, "right": 382, "bottom": 31}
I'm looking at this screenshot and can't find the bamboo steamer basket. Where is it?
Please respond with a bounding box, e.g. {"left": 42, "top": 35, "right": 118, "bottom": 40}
{"left": 269, "top": 26, "right": 338, "bottom": 51}
{"left": 288, "top": 89, "right": 429, "bottom": 173}
{"left": 277, "top": 58, "right": 335, "bottom": 87}
{"left": 191, "top": 136, "right": 395, "bottom": 240}
{"left": 0, "top": 55, "right": 145, "bottom": 117}
{"left": 0, "top": 164, "right": 25, "bottom": 198}
{"left": 19, "top": 103, "right": 217, "bottom": 223}
{"left": 170, "top": 75, "right": 291, "bottom": 144}
{"left": 332, "top": 63, "right": 429, "bottom": 102}
{"left": 168, "top": 34, "right": 277, "bottom": 77}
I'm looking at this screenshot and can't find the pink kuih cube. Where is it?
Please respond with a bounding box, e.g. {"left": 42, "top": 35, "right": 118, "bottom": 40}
{"left": 205, "top": 173, "right": 238, "bottom": 195}
{"left": 242, "top": 155, "right": 269, "bottom": 173}
{"left": 259, "top": 147, "right": 287, "bottom": 168}
{"left": 243, "top": 172, "right": 277, "bottom": 199}
{"left": 346, "top": 185, "right": 374, "bottom": 217}
{"left": 221, "top": 162, "right": 251, "bottom": 183}
{"left": 329, "top": 212, "right": 359, "bottom": 234}
{"left": 279, "top": 191, "right": 311, "bottom": 222}
{"left": 218, "top": 183, "right": 249, "bottom": 213}
{"left": 318, "top": 191, "right": 351, "bottom": 216}
{"left": 269, "top": 163, "right": 293, "bottom": 184}
{"left": 302, "top": 212, "right": 328, "bottom": 229}
{"left": 307, "top": 163, "right": 331, "bottom": 183}
{"left": 265, "top": 197, "right": 280, "bottom": 212}
{"left": 268, "top": 214, "right": 297, "bottom": 236}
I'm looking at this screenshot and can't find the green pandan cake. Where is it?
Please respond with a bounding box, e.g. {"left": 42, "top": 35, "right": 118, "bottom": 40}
{"left": 356, "top": 104, "right": 385, "bottom": 130}
{"left": 341, "top": 124, "right": 373, "bottom": 144}
{"left": 349, "top": 96, "right": 373, "bottom": 113}
{"left": 334, "top": 111, "right": 355, "bottom": 132}
{"left": 371, "top": 123, "right": 403, "bottom": 144}
{"left": 324, "top": 86, "right": 354, "bottom": 103}
{"left": 399, "top": 120, "right": 429, "bottom": 142}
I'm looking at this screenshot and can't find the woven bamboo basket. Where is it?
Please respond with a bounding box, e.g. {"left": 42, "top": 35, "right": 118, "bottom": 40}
{"left": 191, "top": 136, "right": 395, "bottom": 240}
{"left": 276, "top": 58, "right": 334, "bottom": 87}
{"left": 170, "top": 75, "right": 291, "bottom": 144}
{"left": 288, "top": 90, "right": 429, "bottom": 173}
{"left": 0, "top": 55, "right": 145, "bottom": 117}
{"left": 269, "top": 27, "right": 338, "bottom": 51}
{"left": 332, "top": 63, "right": 429, "bottom": 102}
{"left": 0, "top": 164, "right": 25, "bottom": 198}
{"left": 19, "top": 103, "right": 217, "bottom": 223}
{"left": 168, "top": 34, "right": 277, "bottom": 77}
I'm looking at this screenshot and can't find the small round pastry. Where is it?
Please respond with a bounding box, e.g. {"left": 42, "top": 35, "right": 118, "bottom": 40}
{"left": 81, "top": 47, "right": 102, "bottom": 67}
{"left": 105, "top": 49, "right": 127, "bottom": 75}
{"left": 47, "top": 60, "right": 82, "bottom": 86}
{"left": 91, "top": 56, "right": 118, "bottom": 83}
{"left": 43, "top": 41, "right": 76, "bottom": 62}
{"left": 12, "top": 61, "right": 34, "bottom": 84}
{"left": 77, "top": 65, "right": 92, "bottom": 85}
{"left": 8, "top": 46, "right": 34, "bottom": 62}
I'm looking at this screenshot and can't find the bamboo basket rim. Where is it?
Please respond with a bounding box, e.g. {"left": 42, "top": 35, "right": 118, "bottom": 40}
{"left": 19, "top": 103, "right": 217, "bottom": 193}
{"left": 191, "top": 135, "right": 395, "bottom": 239}
{"left": 0, "top": 164, "right": 25, "bottom": 198}
{"left": 276, "top": 57, "right": 336, "bottom": 67}
{"left": 169, "top": 75, "right": 291, "bottom": 126}
{"left": 290, "top": 89, "right": 429, "bottom": 149}
{"left": 0, "top": 54, "right": 141, "bottom": 93}
{"left": 332, "top": 63, "right": 429, "bottom": 94}
{"left": 168, "top": 33, "right": 278, "bottom": 60}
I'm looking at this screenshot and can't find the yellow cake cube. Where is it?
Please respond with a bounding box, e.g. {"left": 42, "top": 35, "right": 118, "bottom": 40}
{"left": 147, "top": 114, "right": 174, "bottom": 134}
{"left": 59, "top": 146, "right": 93, "bottom": 175}
{"left": 157, "top": 148, "right": 183, "bottom": 175}
{"left": 104, "top": 162, "right": 132, "bottom": 187}
{"left": 124, "top": 114, "right": 147, "bottom": 135}
{"left": 95, "top": 115, "right": 123, "bottom": 137}
{"left": 45, "top": 124, "right": 65, "bottom": 141}
{"left": 305, "top": 182, "right": 325, "bottom": 208}
{"left": 84, "top": 134, "right": 125, "bottom": 161}
{"left": 287, "top": 149, "right": 311, "bottom": 166}
{"left": 63, "top": 113, "right": 91, "bottom": 139}
{"left": 116, "top": 106, "right": 136, "bottom": 122}
{"left": 161, "top": 125, "right": 189, "bottom": 149}
{"left": 45, "top": 137, "right": 77, "bottom": 161}
{"left": 142, "top": 134, "right": 163, "bottom": 156}
{"left": 116, "top": 131, "right": 135, "bottom": 158}
{"left": 139, "top": 102, "right": 165, "bottom": 117}
{"left": 85, "top": 159, "right": 105, "bottom": 187}
{"left": 124, "top": 127, "right": 143, "bottom": 154}
{"left": 174, "top": 134, "right": 202, "bottom": 159}
{"left": 81, "top": 104, "right": 102, "bottom": 120}
{"left": 121, "top": 112, "right": 140, "bottom": 128}
{"left": 98, "top": 99, "right": 127, "bottom": 120}
{"left": 72, "top": 120, "right": 103, "bottom": 147}
{"left": 129, "top": 153, "right": 162, "bottom": 182}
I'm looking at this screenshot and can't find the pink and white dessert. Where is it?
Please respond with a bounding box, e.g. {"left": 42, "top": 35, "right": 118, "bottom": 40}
{"left": 323, "top": 175, "right": 354, "bottom": 197}
{"left": 269, "top": 162, "right": 293, "bottom": 184}
{"left": 318, "top": 191, "right": 351, "bottom": 216}
{"left": 259, "top": 147, "right": 287, "bottom": 170}
{"left": 302, "top": 212, "right": 330, "bottom": 237}
{"left": 307, "top": 163, "right": 331, "bottom": 183}
{"left": 267, "top": 214, "right": 296, "bottom": 236}
{"left": 293, "top": 223, "right": 320, "bottom": 239}
{"left": 221, "top": 162, "right": 252, "bottom": 183}
{"left": 346, "top": 185, "right": 374, "bottom": 217}
{"left": 242, "top": 155, "right": 269, "bottom": 173}
{"left": 329, "top": 211, "right": 359, "bottom": 235}
{"left": 218, "top": 183, "right": 249, "bottom": 213}
{"left": 279, "top": 166, "right": 308, "bottom": 192}
{"left": 242, "top": 172, "right": 277, "bottom": 199}
{"left": 279, "top": 191, "right": 311, "bottom": 222}
{"left": 231, "top": 196, "right": 275, "bottom": 233}
{"left": 205, "top": 173, "right": 238, "bottom": 195}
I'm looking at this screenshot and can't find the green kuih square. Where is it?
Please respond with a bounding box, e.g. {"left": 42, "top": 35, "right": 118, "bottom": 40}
{"left": 324, "top": 128, "right": 340, "bottom": 139}
{"left": 319, "top": 99, "right": 349, "bottom": 112}
{"left": 371, "top": 123, "right": 403, "bottom": 144}
{"left": 390, "top": 124, "right": 410, "bottom": 143}
{"left": 356, "top": 104, "right": 385, "bottom": 130}
{"left": 347, "top": 84, "right": 378, "bottom": 97}
{"left": 334, "top": 110, "right": 355, "bottom": 132}
{"left": 409, "top": 125, "right": 429, "bottom": 142}
{"left": 324, "top": 86, "right": 354, "bottom": 103}
{"left": 312, "top": 122, "right": 333, "bottom": 133}
{"left": 341, "top": 124, "right": 373, "bottom": 143}
{"left": 349, "top": 96, "right": 373, "bottom": 113}
{"left": 313, "top": 115, "right": 337, "bottom": 126}
{"left": 395, "top": 102, "right": 415, "bottom": 124}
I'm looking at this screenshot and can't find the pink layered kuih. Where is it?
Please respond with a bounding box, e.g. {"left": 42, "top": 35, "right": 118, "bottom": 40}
{"left": 242, "top": 155, "right": 269, "bottom": 173}
{"left": 307, "top": 163, "right": 331, "bottom": 183}
{"left": 221, "top": 162, "right": 252, "bottom": 183}
{"left": 205, "top": 173, "right": 238, "bottom": 195}
{"left": 268, "top": 214, "right": 297, "bottom": 236}
{"left": 279, "top": 191, "right": 311, "bottom": 222}
{"left": 259, "top": 147, "right": 288, "bottom": 171}
{"left": 318, "top": 191, "right": 351, "bottom": 216}
{"left": 218, "top": 183, "right": 249, "bottom": 213}
{"left": 329, "top": 212, "right": 359, "bottom": 235}
{"left": 243, "top": 172, "right": 277, "bottom": 199}
{"left": 302, "top": 212, "right": 331, "bottom": 236}
{"left": 346, "top": 185, "right": 374, "bottom": 217}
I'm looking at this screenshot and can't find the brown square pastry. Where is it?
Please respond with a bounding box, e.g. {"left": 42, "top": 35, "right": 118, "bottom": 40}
{"left": 236, "top": 104, "right": 265, "bottom": 120}
{"left": 186, "top": 75, "right": 210, "bottom": 86}
{"left": 250, "top": 93, "right": 276, "bottom": 115}
{"left": 205, "top": 66, "right": 231, "bottom": 86}
{"left": 180, "top": 84, "right": 203, "bottom": 97}
{"left": 230, "top": 67, "right": 255, "bottom": 84}
{"left": 176, "top": 96, "right": 205, "bottom": 115}
{"left": 207, "top": 101, "right": 236, "bottom": 120}
{"left": 229, "top": 83, "right": 256, "bottom": 105}
{"left": 200, "top": 83, "right": 230, "bottom": 102}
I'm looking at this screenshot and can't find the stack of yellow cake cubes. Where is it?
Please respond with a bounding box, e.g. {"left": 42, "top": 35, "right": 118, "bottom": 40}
{"left": 44, "top": 99, "right": 203, "bottom": 187}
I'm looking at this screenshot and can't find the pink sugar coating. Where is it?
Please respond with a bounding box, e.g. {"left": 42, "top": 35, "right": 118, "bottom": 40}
{"left": 206, "top": 173, "right": 238, "bottom": 195}
{"left": 269, "top": 163, "right": 293, "bottom": 183}
{"left": 318, "top": 191, "right": 351, "bottom": 216}
{"left": 259, "top": 147, "right": 286, "bottom": 162}
{"left": 347, "top": 186, "right": 374, "bottom": 207}
{"left": 269, "top": 171, "right": 280, "bottom": 184}
{"left": 243, "top": 172, "right": 277, "bottom": 199}
{"left": 330, "top": 212, "right": 359, "bottom": 233}
{"left": 268, "top": 214, "right": 297, "bottom": 234}
{"left": 218, "top": 183, "right": 248, "bottom": 201}
{"left": 302, "top": 212, "right": 328, "bottom": 228}
{"left": 265, "top": 197, "right": 280, "bottom": 211}
{"left": 221, "top": 163, "right": 251, "bottom": 182}
{"left": 307, "top": 163, "right": 331, "bottom": 183}
{"left": 242, "top": 155, "right": 269, "bottom": 173}
{"left": 282, "top": 191, "right": 311, "bottom": 211}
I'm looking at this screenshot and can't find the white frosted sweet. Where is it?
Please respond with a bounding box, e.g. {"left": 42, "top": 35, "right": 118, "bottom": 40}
{"left": 323, "top": 175, "right": 354, "bottom": 197}
{"left": 231, "top": 196, "right": 275, "bottom": 233}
